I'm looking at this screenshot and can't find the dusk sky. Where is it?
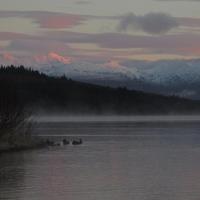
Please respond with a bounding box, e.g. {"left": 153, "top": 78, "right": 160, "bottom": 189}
{"left": 1, "top": 0, "right": 200, "bottom": 68}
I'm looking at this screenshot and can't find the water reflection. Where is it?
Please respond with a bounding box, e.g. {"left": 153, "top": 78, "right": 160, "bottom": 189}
{"left": 0, "top": 152, "right": 26, "bottom": 200}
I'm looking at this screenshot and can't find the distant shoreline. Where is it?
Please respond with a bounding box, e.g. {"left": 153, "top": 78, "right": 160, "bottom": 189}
{"left": 34, "top": 115, "right": 200, "bottom": 123}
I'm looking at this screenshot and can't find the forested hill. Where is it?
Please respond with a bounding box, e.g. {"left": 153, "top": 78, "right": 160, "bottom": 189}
{"left": 1, "top": 65, "right": 200, "bottom": 114}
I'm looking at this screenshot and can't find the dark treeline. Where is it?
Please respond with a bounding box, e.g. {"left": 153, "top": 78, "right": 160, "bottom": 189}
{"left": 1, "top": 65, "right": 200, "bottom": 114}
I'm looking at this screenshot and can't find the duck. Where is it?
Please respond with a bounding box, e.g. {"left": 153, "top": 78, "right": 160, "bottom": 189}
{"left": 72, "top": 139, "right": 82, "bottom": 145}
{"left": 46, "top": 139, "right": 54, "bottom": 146}
{"left": 46, "top": 139, "right": 65, "bottom": 147}
{"left": 55, "top": 139, "right": 70, "bottom": 146}
{"left": 63, "top": 139, "right": 70, "bottom": 145}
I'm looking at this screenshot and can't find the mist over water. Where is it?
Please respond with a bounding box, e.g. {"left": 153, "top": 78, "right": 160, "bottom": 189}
{"left": 1, "top": 115, "right": 200, "bottom": 200}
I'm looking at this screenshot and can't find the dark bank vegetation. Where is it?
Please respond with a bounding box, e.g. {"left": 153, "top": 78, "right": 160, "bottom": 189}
{"left": 1, "top": 65, "right": 200, "bottom": 115}
{"left": 0, "top": 79, "right": 42, "bottom": 152}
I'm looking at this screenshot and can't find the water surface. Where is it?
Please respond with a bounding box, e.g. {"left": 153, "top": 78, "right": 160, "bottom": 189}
{"left": 1, "top": 116, "right": 200, "bottom": 200}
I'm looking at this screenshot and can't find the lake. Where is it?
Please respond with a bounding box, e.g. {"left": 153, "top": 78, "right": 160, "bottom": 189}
{"left": 1, "top": 115, "right": 200, "bottom": 200}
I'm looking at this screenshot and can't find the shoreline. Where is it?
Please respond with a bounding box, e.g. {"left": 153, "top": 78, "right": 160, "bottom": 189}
{"left": 0, "top": 144, "right": 46, "bottom": 154}
{"left": 0, "top": 137, "right": 48, "bottom": 154}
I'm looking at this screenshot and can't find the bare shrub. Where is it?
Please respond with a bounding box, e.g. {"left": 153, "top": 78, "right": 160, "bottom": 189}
{"left": 0, "top": 82, "right": 32, "bottom": 147}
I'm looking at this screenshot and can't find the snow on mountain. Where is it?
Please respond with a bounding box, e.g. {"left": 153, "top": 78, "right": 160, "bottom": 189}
{"left": 39, "top": 60, "right": 139, "bottom": 81}
{"left": 122, "top": 59, "right": 200, "bottom": 98}
{"left": 38, "top": 59, "right": 200, "bottom": 99}
{"left": 40, "top": 59, "right": 200, "bottom": 85}
{"left": 122, "top": 59, "right": 200, "bottom": 85}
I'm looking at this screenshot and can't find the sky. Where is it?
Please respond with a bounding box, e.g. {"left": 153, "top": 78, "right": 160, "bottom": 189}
{"left": 0, "top": 0, "right": 200, "bottom": 68}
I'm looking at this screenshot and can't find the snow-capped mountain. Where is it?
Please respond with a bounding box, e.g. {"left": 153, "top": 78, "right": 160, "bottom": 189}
{"left": 40, "top": 61, "right": 139, "bottom": 81}
{"left": 134, "top": 59, "right": 200, "bottom": 85}
{"left": 39, "top": 59, "right": 200, "bottom": 99}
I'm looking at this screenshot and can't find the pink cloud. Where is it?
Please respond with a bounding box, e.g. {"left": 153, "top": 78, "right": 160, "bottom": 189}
{"left": 0, "top": 52, "right": 22, "bottom": 65}
{"left": 34, "top": 52, "right": 72, "bottom": 64}
{"left": 104, "top": 60, "right": 122, "bottom": 69}
{"left": 2, "top": 52, "right": 16, "bottom": 62}
{"left": 34, "top": 14, "right": 85, "bottom": 29}
{"left": 48, "top": 52, "right": 72, "bottom": 64}
{"left": 0, "top": 11, "right": 86, "bottom": 29}
{"left": 0, "top": 51, "right": 73, "bottom": 66}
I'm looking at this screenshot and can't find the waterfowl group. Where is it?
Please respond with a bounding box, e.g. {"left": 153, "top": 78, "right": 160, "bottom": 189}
{"left": 46, "top": 138, "right": 82, "bottom": 147}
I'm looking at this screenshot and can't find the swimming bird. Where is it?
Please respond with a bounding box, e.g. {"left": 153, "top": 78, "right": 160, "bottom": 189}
{"left": 72, "top": 139, "right": 82, "bottom": 145}
{"left": 63, "top": 139, "right": 69, "bottom": 145}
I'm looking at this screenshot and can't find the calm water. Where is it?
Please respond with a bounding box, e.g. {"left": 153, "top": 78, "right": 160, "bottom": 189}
{"left": 1, "top": 116, "right": 200, "bottom": 200}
